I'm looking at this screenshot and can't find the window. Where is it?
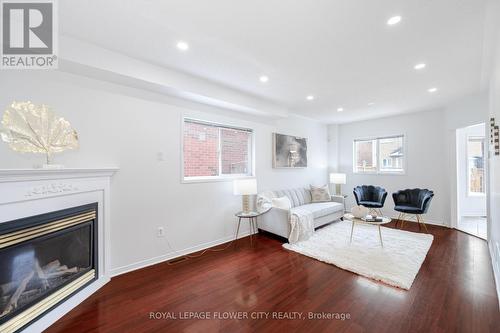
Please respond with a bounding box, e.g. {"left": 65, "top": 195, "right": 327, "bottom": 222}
{"left": 467, "top": 136, "right": 485, "bottom": 195}
{"left": 183, "top": 118, "right": 253, "bottom": 181}
{"left": 353, "top": 135, "right": 405, "bottom": 174}
{"left": 378, "top": 136, "right": 404, "bottom": 173}
{"left": 354, "top": 139, "right": 377, "bottom": 173}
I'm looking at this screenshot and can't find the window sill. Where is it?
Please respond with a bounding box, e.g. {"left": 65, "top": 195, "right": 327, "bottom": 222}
{"left": 467, "top": 192, "right": 486, "bottom": 197}
{"left": 182, "top": 175, "right": 255, "bottom": 184}
{"left": 353, "top": 171, "right": 406, "bottom": 176}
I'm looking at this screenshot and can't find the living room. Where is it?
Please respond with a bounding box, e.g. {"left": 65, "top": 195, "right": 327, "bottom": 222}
{"left": 0, "top": 1, "right": 499, "bottom": 332}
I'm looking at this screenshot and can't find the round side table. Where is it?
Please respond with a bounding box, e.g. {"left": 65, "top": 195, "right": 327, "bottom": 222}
{"left": 234, "top": 208, "right": 271, "bottom": 246}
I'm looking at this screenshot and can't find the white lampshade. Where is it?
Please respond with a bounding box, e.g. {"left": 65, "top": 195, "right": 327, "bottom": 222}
{"left": 233, "top": 178, "right": 257, "bottom": 195}
{"left": 329, "top": 173, "right": 346, "bottom": 184}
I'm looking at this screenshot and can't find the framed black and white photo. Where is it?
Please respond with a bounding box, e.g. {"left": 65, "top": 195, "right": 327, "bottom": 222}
{"left": 272, "top": 133, "right": 308, "bottom": 168}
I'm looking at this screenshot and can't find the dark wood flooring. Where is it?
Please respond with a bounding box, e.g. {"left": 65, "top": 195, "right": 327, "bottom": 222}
{"left": 47, "top": 221, "right": 499, "bottom": 333}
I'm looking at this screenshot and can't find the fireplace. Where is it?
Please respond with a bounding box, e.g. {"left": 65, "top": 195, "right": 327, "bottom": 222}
{"left": 0, "top": 203, "right": 98, "bottom": 333}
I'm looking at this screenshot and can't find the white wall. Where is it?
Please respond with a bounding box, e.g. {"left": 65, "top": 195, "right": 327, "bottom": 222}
{"left": 456, "top": 124, "right": 487, "bottom": 217}
{"left": 335, "top": 109, "right": 449, "bottom": 225}
{"left": 0, "top": 71, "right": 328, "bottom": 275}
{"left": 332, "top": 92, "right": 489, "bottom": 227}
{"left": 327, "top": 124, "right": 340, "bottom": 173}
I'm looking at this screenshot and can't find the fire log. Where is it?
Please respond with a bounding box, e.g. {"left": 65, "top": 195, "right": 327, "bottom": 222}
{"left": 1, "top": 271, "right": 34, "bottom": 317}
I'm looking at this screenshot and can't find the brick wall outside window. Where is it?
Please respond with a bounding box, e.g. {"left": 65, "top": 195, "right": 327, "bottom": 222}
{"left": 183, "top": 120, "right": 252, "bottom": 178}
{"left": 221, "top": 129, "right": 250, "bottom": 174}
{"left": 183, "top": 122, "right": 219, "bottom": 177}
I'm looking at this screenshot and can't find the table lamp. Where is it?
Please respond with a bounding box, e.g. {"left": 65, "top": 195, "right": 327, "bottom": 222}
{"left": 233, "top": 178, "right": 257, "bottom": 214}
{"left": 329, "top": 173, "right": 346, "bottom": 195}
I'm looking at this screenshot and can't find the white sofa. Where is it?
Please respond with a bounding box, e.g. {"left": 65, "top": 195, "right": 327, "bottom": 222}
{"left": 256, "top": 187, "right": 345, "bottom": 239}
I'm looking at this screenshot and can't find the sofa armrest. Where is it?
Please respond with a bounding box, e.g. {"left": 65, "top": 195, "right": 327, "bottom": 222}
{"left": 331, "top": 195, "right": 345, "bottom": 205}
{"left": 269, "top": 207, "right": 289, "bottom": 215}
{"left": 258, "top": 207, "right": 290, "bottom": 238}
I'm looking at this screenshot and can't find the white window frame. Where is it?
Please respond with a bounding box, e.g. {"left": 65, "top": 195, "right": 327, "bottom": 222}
{"left": 352, "top": 138, "right": 378, "bottom": 174}
{"left": 466, "top": 135, "right": 486, "bottom": 197}
{"left": 181, "top": 117, "right": 255, "bottom": 183}
{"left": 353, "top": 134, "right": 406, "bottom": 175}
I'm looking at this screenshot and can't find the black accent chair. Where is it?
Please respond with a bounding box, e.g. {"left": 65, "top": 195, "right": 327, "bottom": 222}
{"left": 392, "top": 189, "right": 434, "bottom": 233}
{"left": 353, "top": 185, "right": 388, "bottom": 215}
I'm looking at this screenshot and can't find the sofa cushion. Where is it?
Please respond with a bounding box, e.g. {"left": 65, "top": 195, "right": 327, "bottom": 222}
{"left": 295, "top": 202, "right": 343, "bottom": 219}
{"left": 271, "top": 196, "right": 292, "bottom": 210}
{"left": 358, "top": 200, "right": 384, "bottom": 208}
{"left": 273, "top": 188, "right": 311, "bottom": 208}
{"left": 310, "top": 184, "right": 331, "bottom": 202}
{"left": 394, "top": 205, "right": 424, "bottom": 214}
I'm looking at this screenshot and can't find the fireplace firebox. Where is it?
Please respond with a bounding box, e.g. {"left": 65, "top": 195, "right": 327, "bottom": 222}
{"left": 0, "top": 203, "right": 98, "bottom": 333}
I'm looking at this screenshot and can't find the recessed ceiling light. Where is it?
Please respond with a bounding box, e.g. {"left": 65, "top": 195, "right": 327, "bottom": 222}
{"left": 259, "top": 75, "right": 269, "bottom": 83}
{"left": 387, "top": 16, "right": 402, "bottom": 26}
{"left": 306, "top": 95, "right": 315, "bottom": 101}
{"left": 414, "top": 63, "right": 426, "bottom": 70}
{"left": 176, "top": 41, "right": 189, "bottom": 51}
{"left": 337, "top": 107, "right": 344, "bottom": 112}
{"left": 428, "top": 87, "right": 438, "bottom": 93}
{"left": 367, "top": 102, "right": 375, "bottom": 106}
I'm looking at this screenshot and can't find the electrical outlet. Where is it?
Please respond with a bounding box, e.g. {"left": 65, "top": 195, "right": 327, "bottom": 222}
{"left": 157, "top": 152, "right": 165, "bottom": 162}
{"left": 157, "top": 227, "right": 165, "bottom": 237}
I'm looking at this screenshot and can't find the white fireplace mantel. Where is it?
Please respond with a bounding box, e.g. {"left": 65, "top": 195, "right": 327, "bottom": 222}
{"left": 0, "top": 167, "right": 118, "bottom": 182}
{"left": 0, "top": 167, "right": 118, "bottom": 333}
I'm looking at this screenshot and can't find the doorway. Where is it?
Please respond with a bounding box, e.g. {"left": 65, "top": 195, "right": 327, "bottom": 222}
{"left": 456, "top": 123, "right": 487, "bottom": 239}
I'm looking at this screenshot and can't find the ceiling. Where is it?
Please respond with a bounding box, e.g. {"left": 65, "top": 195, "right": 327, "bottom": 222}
{"left": 60, "top": 0, "right": 490, "bottom": 123}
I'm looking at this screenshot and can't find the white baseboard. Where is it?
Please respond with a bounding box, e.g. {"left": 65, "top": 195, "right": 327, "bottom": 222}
{"left": 110, "top": 230, "right": 254, "bottom": 277}
{"left": 489, "top": 240, "right": 500, "bottom": 309}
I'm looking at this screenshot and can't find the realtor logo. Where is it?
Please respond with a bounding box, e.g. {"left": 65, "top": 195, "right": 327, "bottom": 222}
{"left": 1, "top": 0, "right": 58, "bottom": 69}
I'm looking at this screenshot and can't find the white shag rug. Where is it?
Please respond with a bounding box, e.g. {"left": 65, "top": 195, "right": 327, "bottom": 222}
{"left": 283, "top": 220, "right": 433, "bottom": 290}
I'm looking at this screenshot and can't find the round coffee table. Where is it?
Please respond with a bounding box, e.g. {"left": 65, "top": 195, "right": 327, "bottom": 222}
{"left": 343, "top": 213, "right": 392, "bottom": 247}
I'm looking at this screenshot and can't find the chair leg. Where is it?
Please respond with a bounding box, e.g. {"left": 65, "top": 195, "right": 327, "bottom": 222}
{"left": 399, "top": 213, "right": 406, "bottom": 229}
{"left": 394, "top": 213, "right": 401, "bottom": 228}
{"left": 417, "top": 215, "right": 429, "bottom": 233}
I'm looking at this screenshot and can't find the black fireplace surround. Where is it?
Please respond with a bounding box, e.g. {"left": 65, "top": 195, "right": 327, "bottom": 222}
{"left": 0, "top": 203, "right": 98, "bottom": 331}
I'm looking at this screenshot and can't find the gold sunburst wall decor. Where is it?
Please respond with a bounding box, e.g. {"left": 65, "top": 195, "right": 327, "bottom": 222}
{"left": 0, "top": 101, "right": 79, "bottom": 167}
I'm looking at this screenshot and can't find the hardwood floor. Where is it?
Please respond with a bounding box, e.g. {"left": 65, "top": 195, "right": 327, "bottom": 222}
{"left": 47, "top": 221, "right": 499, "bottom": 333}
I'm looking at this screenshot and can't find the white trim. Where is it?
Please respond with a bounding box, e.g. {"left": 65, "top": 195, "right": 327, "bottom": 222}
{"left": 181, "top": 175, "right": 254, "bottom": 184}
{"left": 0, "top": 168, "right": 119, "bottom": 183}
{"left": 110, "top": 229, "right": 255, "bottom": 277}
{"left": 467, "top": 192, "right": 486, "bottom": 197}
{"left": 488, "top": 241, "right": 500, "bottom": 309}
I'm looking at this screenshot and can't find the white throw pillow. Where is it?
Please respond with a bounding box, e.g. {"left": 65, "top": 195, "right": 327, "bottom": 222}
{"left": 310, "top": 184, "right": 331, "bottom": 202}
{"left": 272, "top": 196, "right": 292, "bottom": 210}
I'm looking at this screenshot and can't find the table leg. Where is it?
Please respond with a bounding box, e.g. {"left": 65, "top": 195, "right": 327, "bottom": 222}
{"left": 252, "top": 218, "right": 257, "bottom": 246}
{"left": 378, "top": 225, "right": 383, "bottom": 247}
{"left": 249, "top": 218, "right": 253, "bottom": 246}
{"left": 350, "top": 220, "right": 355, "bottom": 243}
{"left": 235, "top": 217, "right": 241, "bottom": 246}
